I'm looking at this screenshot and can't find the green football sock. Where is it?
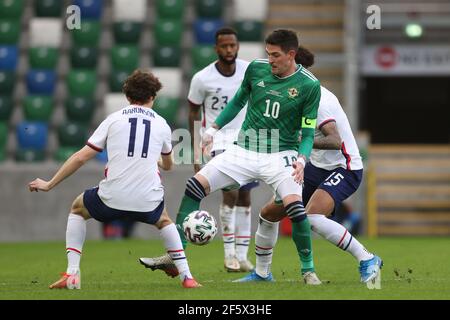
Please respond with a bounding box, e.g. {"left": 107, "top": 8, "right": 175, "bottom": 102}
{"left": 176, "top": 195, "right": 201, "bottom": 249}
{"left": 291, "top": 218, "right": 315, "bottom": 273}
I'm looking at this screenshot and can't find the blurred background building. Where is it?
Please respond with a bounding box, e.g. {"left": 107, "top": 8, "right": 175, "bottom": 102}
{"left": 0, "top": 0, "right": 449, "bottom": 241}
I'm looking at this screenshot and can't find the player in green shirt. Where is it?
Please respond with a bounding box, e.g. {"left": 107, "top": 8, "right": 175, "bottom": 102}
{"left": 141, "top": 29, "right": 322, "bottom": 285}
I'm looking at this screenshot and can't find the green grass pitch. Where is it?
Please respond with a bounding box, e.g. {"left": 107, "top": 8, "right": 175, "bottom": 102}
{"left": 1, "top": 237, "right": 449, "bottom": 300}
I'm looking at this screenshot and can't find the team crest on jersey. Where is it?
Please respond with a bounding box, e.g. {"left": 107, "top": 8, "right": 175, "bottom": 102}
{"left": 288, "top": 88, "right": 299, "bottom": 98}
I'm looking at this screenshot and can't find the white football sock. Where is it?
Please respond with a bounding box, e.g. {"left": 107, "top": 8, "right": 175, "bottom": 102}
{"left": 219, "top": 204, "right": 236, "bottom": 258}
{"left": 235, "top": 206, "right": 251, "bottom": 261}
{"left": 308, "top": 214, "right": 373, "bottom": 262}
{"left": 255, "top": 214, "right": 279, "bottom": 278}
{"left": 66, "top": 213, "right": 86, "bottom": 275}
{"left": 160, "top": 223, "right": 192, "bottom": 280}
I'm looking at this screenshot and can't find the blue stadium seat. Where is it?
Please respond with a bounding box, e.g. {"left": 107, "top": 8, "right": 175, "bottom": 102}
{"left": 26, "top": 70, "right": 56, "bottom": 94}
{"left": 16, "top": 121, "right": 48, "bottom": 150}
{"left": 193, "top": 19, "right": 224, "bottom": 44}
{"left": 72, "top": 0, "right": 103, "bottom": 19}
{"left": 0, "top": 45, "right": 18, "bottom": 70}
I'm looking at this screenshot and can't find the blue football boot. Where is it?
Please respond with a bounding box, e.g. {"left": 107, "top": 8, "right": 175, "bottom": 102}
{"left": 359, "top": 255, "right": 383, "bottom": 283}
{"left": 232, "top": 270, "right": 274, "bottom": 282}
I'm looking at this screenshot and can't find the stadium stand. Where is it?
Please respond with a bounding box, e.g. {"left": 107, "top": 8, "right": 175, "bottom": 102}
{"left": 368, "top": 145, "right": 450, "bottom": 236}
{"left": 34, "top": 0, "right": 63, "bottom": 18}
{"left": 1, "top": 0, "right": 267, "bottom": 162}
{"left": 156, "top": 0, "right": 185, "bottom": 19}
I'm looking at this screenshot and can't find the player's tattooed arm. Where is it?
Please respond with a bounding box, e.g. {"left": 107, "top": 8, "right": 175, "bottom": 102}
{"left": 314, "top": 121, "right": 342, "bottom": 150}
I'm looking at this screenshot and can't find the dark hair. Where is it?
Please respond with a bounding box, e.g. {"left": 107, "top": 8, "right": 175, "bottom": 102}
{"left": 295, "top": 46, "right": 315, "bottom": 68}
{"left": 122, "top": 69, "right": 162, "bottom": 105}
{"left": 215, "top": 26, "right": 238, "bottom": 44}
{"left": 265, "top": 29, "right": 299, "bottom": 53}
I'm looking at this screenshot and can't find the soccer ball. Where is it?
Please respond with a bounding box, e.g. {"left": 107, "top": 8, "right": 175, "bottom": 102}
{"left": 183, "top": 210, "right": 217, "bottom": 246}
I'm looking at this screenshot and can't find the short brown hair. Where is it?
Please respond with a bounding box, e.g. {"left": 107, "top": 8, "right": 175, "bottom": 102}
{"left": 122, "top": 69, "right": 162, "bottom": 105}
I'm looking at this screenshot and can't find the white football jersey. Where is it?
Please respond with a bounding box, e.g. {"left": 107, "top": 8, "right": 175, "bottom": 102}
{"left": 87, "top": 105, "right": 172, "bottom": 212}
{"left": 310, "top": 87, "right": 363, "bottom": 171}
{"left": 188, "top": 58, "right": 249, "bottom": 151}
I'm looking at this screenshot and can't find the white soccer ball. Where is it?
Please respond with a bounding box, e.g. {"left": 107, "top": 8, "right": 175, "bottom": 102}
{"left": 183, "top": 210, "right": 217, "bottom": 246}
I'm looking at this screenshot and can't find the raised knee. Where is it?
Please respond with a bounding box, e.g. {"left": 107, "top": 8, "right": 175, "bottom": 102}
{"left": 285, "top": 201, "right": 307, "bottom": 222}
{"left": 185, "top": 176, "right": 208, "bottom": 201}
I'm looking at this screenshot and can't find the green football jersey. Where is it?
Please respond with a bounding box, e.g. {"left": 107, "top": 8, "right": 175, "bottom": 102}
{"left": 215, "top": 58, "right": 321, "bottom": 155}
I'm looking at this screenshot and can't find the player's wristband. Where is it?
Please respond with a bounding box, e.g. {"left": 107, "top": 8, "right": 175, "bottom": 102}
{"left": 204, "top": 127, "right": 218, "bottom": 137}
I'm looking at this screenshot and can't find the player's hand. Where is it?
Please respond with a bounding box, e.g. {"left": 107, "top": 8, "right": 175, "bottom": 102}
{"left": 201, "top": 127, "right": 217, "bottom": 153}
{"left": 291, "top": 158, "right": 306, "bottom": 184}
{"left": 201, "top": 132, "right": 213, "bottom": 150}
{"left": 28, "top": 178, "right": 51, "bottom": 192}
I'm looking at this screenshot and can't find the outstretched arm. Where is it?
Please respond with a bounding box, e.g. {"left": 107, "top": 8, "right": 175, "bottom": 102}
{"left": 28, "top": 145, "right": 98, "bottom": 192}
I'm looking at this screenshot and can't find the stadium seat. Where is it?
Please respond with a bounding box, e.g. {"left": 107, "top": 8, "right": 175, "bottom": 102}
{"left": 156, "top": 0, "right": 185, "bottom": 19}
{"left": 29, "top": 47, "right": 58, "bottom": 69}
{"left": 16, "top": 121, "right": 48, "bottom": 150}
{"left": 0, "top": 0, "right": 24, "bottom": 19}
{"left": 193, "top": 19, "right": 224, "bottom": 44}
{"left": 65, "top": 96, "right": 95, "bottom": 123}
{"left": 26, "top": 70, "right": 56, "bottom": 95}
{"left": 66, "top": 70, "right": 96, "bottom": 97}
{"left": 0, "top": 19, "right": 20, "bottom": 44}
{"left": 154, "top": 19, "right": 182, "bottom": 46}
{"left": 191, "top": 45, "right": 216, "bottom": 71}
{"left": 152, "top": 46, "right": 181, "bottom": 67}
{"left": 58, "top": 122, "right": 88, "bottom": 148}
{"left": 34, "top": 0, "right": 62, "bottom": 17}
{"left": 238, "top": 42, "right": 265, "bottom": 62}
{"left": 234, "top": 21, "right": 263, "bottom": 42}
{"left": 54, "top": 146, "right": 78, "bottom": 162}
{"left": 23, "top": 95, "right": 53, "bottom": 121}
{"left": 0, "top": 71, "right": 15, "bottom": 94}
{"left": 104, "top": 93, "right": 128, "bottom": 115}
{"left": 71, "top": 20, "right": 101, "bottom": 46}
{"left": 73, "top": 0, "right": 103, "bottom": 19}
{"left": 70, "top": 46, "right": 98, "bottom": 68}
{"left": 195, "top": 0, "right": 222, "bottom": 18}
{"left": 29, "top": 18, "right": 62, "bottom": 47}
{"left": 153, "top": 96, "right": 179, "bottom": 124}
{"left": 112, "top": 0, "right": 146, "bottom": 22}
{"left": 113, "top": 22, "right": 142, "bottom": 44}
{"left": 152, "top": 68, "right": 182, "bottom": 98}
{"left": 0, "top": 45, "right": 18, "bottom": 70}
{"left": 0, "top": 95, "right": 13, "bottom": 120}
{"left": 110, "top": 45, "right": 139, "bottom": 72}
{"left": 0, "top": 121, "right": 7, "bottom": 149}
{"left": 234, "top": 0, "right": 268, "bottom": 21}
{"left": 15, "top": 149, "right": 46, "bottom": 162}
{"left": 108, "top": 69, "right": 128, "bottom": 92}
